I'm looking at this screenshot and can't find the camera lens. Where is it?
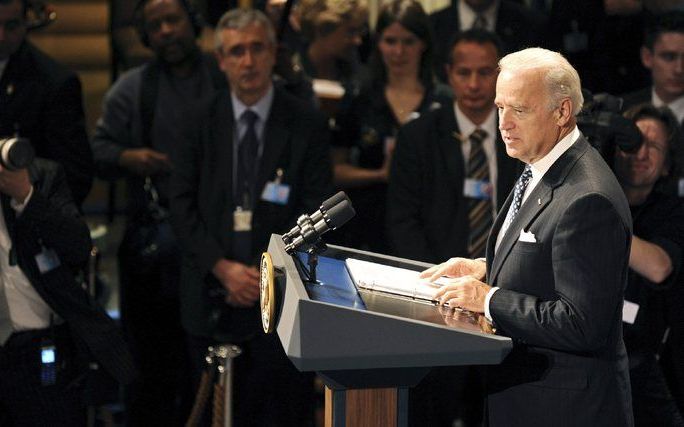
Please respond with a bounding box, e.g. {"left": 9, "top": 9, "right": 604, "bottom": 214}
{"left": 0, "top": 136, "right": 35, "bottom": 170}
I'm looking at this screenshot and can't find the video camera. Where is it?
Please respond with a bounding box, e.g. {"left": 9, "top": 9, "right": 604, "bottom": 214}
{"left": 576, "top": 89, "right": 642, "bottom": 164}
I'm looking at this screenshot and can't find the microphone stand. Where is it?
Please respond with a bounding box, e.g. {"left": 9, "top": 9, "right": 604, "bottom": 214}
{"left": 305, "top": 241, "right": 327, "bottom": 284}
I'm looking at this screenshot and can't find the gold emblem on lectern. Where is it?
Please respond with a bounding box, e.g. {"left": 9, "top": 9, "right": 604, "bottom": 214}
{"left": 260, "top": 252, "right": 276, "bottom": 333}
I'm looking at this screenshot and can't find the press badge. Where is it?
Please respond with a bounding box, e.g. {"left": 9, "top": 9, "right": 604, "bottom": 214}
{"left": 35, "top": 246, "right": 61, "bottom": 274}
{"left": 261, "top": 168, "right": 290, "bottom": 205}
{"left": 233, "top": 207, "right": 252, "bottom": 232}
{"left": 463, "top": 178, "right": 492, "bottom": 200}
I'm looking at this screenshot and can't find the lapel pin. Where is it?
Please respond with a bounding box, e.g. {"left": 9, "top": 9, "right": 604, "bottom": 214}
{"left": 537, "top": 198, "right": 541, "bottom": 205}
{"left": 6, "top": 84, "right": 14, "bottom": 96}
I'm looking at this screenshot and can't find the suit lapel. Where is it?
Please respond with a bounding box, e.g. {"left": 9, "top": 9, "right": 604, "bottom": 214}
{"left": 257, "top": 88, "right": 290, "bottom": 197}
{"left": 210, "top": 93, "right": 235, "bottom": 234}
{"left": 487, "top": 137, "right": 589, "bottom": 285}
{"left": 436, "top": 104, "right": 465, "bottom": 193}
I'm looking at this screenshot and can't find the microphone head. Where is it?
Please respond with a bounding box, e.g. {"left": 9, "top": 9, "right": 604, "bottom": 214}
{"left": 320, "top": 191, "right": 350, "bottom": 212}
{"left": 325, "top": 199, "right": 355, "bottom": 229}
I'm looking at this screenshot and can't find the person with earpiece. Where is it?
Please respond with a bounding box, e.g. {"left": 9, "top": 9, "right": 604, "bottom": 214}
{"left": 91, "top": 0, "right": 227, "bottom": 424}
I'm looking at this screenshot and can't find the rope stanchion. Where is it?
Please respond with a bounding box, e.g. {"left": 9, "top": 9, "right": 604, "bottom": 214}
{"left": 185, "top": 344, "right": 242, "bottom": 427}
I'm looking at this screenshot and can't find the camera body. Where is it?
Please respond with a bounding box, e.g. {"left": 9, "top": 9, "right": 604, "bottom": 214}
{"left": 576, "top": 90, "right": 642, "bottom": 164}
{"left": 0, "top": 136, "right": 35, "bottom": 171}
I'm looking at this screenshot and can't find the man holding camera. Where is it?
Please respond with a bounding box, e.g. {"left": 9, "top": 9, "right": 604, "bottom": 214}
{"left": 0, "top": 158, "right": 135, "bottom": 424}
{"left": 615, "top": 104, "right": 684, "bottom": 425}
{"left": 0, "top": 0, "right": 93, "bottom": 206}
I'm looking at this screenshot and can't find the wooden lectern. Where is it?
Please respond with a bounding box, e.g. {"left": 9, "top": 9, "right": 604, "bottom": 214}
{"left": 263, "top": 234, "right": 512, "bottom": 427}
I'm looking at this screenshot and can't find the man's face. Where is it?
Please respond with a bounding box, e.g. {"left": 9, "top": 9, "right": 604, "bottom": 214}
{"left": 0, "top": 0, "right": 26, "bottom": 60}
{"left": 447, "top": 41, "right": 498, "bottom": 119}
{"left": 614, "top": 117, "right": 669, "bottom": 191}
{"left": 321, "top": 19, "right": 363, "bottom": 61}
{"left": 143, "top": 0, "right": 197, "bottom": 65}
{"left": 495, "top": 69, "right": 562, "bottom": 164}
{"left": 217, "top": 23, "right": 275, "bottom": 104}
{"left": 641, "top": 32, "right": 684, "bottom": 103}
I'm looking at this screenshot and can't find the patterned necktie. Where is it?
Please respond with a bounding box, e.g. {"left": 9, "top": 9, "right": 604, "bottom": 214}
{"left": 237, "top": 110, "right": 259, "bottom": 207}
{"left": 467, "top": 128, "right": 492, "bottom": 258}
{"left": 0, "top": 282, "right": 12, "bottom": 345}
{"left": 472, "top": 14, "right": 488, "bottom": 30}
{"left": 503, "top": 164, "right": 533, "bottom": 230}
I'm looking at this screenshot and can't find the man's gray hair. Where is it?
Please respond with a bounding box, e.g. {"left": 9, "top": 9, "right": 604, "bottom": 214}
{"left": 214, "top": 8, "right": 276, "bottom": 52}
{"left": 499, "top": 47, "right": 584, "bottom": 115}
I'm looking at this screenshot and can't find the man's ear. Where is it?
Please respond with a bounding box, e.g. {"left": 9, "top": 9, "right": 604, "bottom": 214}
{"left": 641, "top": 46, "right": 654, "bottom": 70}
{"left": 556, "top": 98, "right": 572, "bottom": 126}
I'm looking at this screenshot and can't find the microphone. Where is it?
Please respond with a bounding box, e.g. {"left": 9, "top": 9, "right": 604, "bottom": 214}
{"left": 282, "top": 191, "right": 350, "bottom": 244}
{"left": 284, "top": 198, "right": 355, "bottom": 254}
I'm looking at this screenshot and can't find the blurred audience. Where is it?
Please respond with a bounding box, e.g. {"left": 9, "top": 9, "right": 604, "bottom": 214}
{"left": 615, "top": 103, "right": 684, "bottom": 426}
{"left": 622, "top": 11, "right": 684, "bottom": 198}
{"left": 546, "top": 0, "right": 649, "bottom": 95}
{"left": 91, "top": 0, "right": 226, "bottom": 423}
{"left": 429, "top": 0, "right": 546, "bottom": 82}
{"left": 169, "top": 8, "right": 332, "bottom": 426}
{"left": 331, "top": 0, "right": 450, "bottom": 254}
{"left": 0, "top": 158, "right": 135, "bottom": 425}
{"left": 0, "top": 0, "right": 93, "bottom": 207}
{"left": 294, "top": 0, "right": 367, "bottom": 107}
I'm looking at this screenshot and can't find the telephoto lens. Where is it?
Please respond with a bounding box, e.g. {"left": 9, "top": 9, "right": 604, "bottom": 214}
{"left": 0, "top": 136, "right": 35, "bottom": 170}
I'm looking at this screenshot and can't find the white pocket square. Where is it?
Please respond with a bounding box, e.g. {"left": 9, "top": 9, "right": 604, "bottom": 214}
{"left": 519, "top": 230, "right": 537, "bottom": 243}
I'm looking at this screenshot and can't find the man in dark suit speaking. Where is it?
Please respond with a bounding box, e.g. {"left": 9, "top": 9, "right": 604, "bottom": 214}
{"left": 170, "top": 8, "right": 332, "bottom": 425}
{"left": 423, "top": 48, "right": 634, "bottom": 426}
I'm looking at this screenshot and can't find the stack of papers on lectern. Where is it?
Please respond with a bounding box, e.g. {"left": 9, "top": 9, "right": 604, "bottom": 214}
{"left": 345, "top": 258, "right": 448, "bottom": 302}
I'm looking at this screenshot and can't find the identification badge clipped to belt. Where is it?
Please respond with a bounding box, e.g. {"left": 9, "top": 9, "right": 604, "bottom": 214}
{"left": 233, "top": 207, "right": 252, "bottom": 232}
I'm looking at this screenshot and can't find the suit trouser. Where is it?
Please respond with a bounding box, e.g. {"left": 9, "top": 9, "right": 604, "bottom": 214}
{"left": 118, "top": 230, "right": 190, "bottom": 427}
{"left": 0, "top": 325, "right": 84, "bottom": 427}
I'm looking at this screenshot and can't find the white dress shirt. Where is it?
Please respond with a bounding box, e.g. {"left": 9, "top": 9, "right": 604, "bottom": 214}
{"left": 459, "top": 0, "right": 498, "bottom": 31}
{"left": 652, "top": 89, "right": 684, "bottom": 125}
{"left": 0, "top": 187, "right": 59, "bottom": 331}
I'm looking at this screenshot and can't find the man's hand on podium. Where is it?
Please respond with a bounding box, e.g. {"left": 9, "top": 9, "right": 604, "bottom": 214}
{"left": 421, "top": 257, "right": 489, "bottom": 313}
{"left": 420, "top": 257, "right": 486, "bottom": 283}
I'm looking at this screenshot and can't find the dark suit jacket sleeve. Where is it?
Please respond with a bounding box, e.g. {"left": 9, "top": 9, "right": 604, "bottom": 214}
{"left": 387, "top": 122, "right": 433, "bottom": 261}
{"left": 169, "top": 114, "right": 226, "bottom": 277}
{"left": 490, "top": 193, "right": 630, "bottom": 353}
{"left": 296, "top": 112, "right": 335, "bottom": 214}
{"left": 41, "top": 73, "right": 94, "bottom": 206}
{"left": 91, "top": 70, "right": 141, "bottom": 180}
{"left": 15, "top": 160, "right": 91, "bottom": 267}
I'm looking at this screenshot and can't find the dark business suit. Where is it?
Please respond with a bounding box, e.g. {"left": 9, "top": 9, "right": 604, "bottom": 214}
{"left": 430, "top": 1, "right": 547, "bottom": 81}
{"left": 484, "top": 136, "right": 633, "bottom": 426}
{"left": 0, "top": 159, "right": 135, "bottom": 424}
{"left": 0, "top": 42, "right": 93, "bottom": 206}
{"left": 170, "top": 85, "right": 333, "bottom": 425}
{"left": 388, "top": 103, "right": 521, "bottom": 264}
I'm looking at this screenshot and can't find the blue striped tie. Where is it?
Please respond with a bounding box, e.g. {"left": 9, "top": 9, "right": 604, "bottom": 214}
{"left": 467, "top": 128, "right": 492, "bottom": 258}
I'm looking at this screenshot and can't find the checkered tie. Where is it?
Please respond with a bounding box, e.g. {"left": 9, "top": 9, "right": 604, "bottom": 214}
{"left": 503, "top": 165, "right": 533, "bottom": 230}
{"left": 467, "top": 128, "right": 492, "bottom": 258}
